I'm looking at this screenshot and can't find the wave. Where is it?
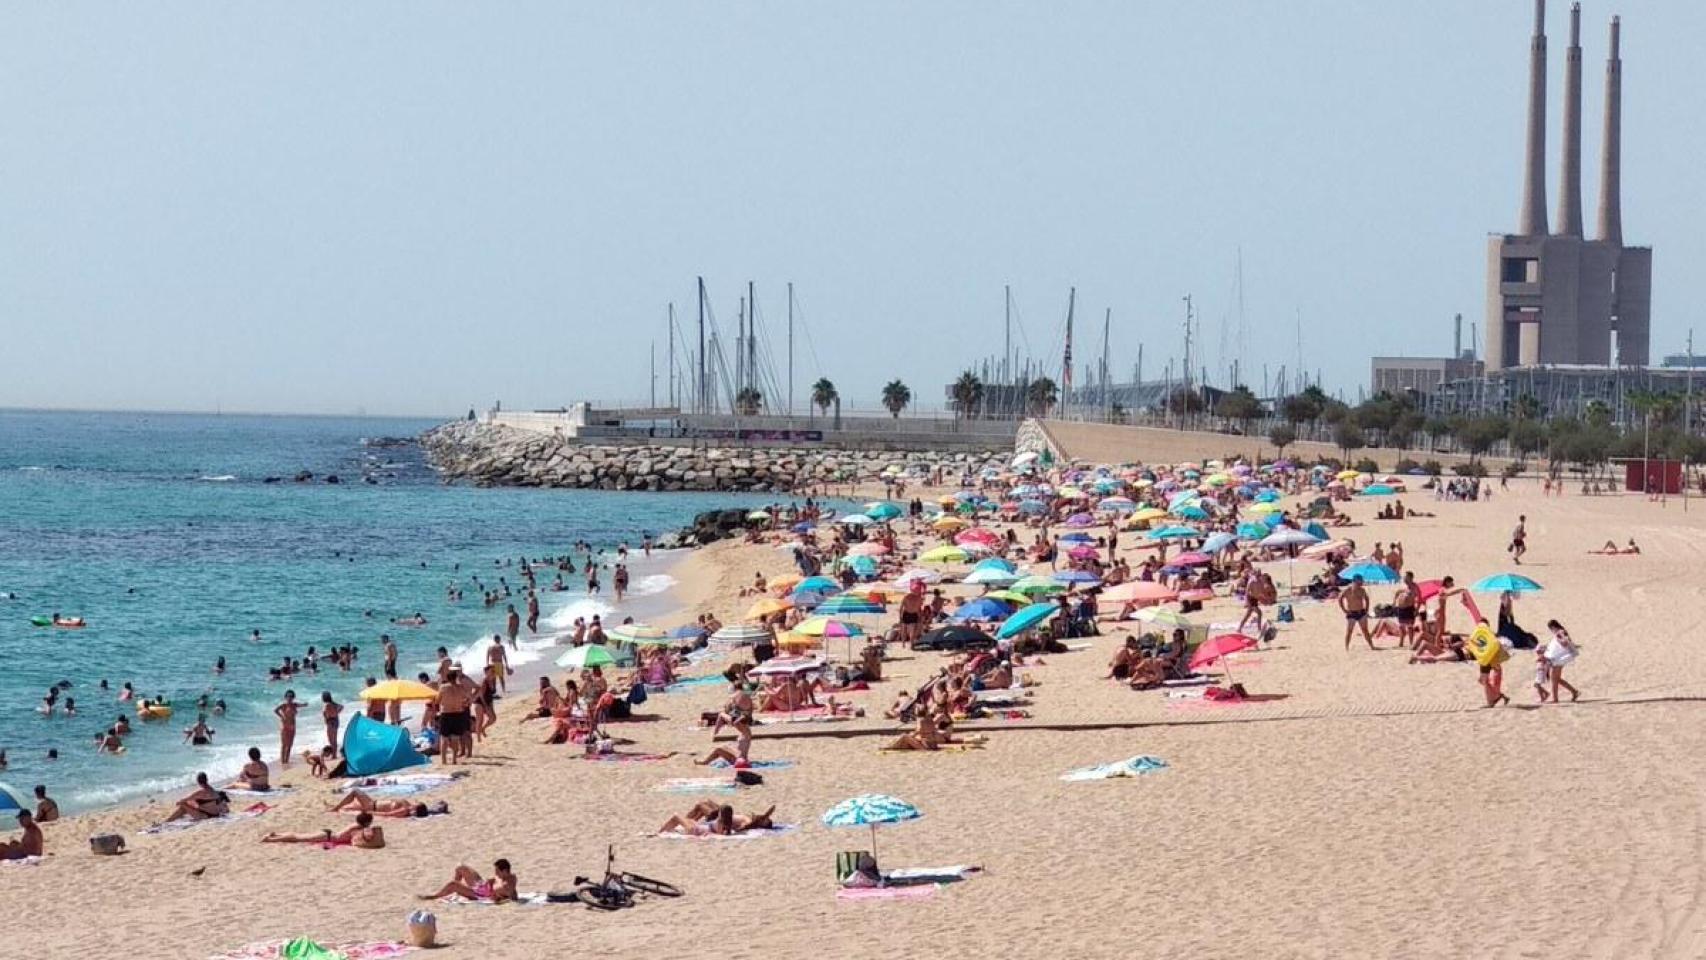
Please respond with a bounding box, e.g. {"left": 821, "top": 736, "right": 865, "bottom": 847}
{"left": 198, "top": 475, "right": 238, "bottom": 482}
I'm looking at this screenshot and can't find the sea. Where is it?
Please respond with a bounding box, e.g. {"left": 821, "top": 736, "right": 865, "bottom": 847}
{"left": 0, "top": 410, "right": 791, "bottom": 814}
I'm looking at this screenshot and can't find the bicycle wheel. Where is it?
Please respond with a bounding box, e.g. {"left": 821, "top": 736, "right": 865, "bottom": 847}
{"left": 575, "top": 882, "right": 632, "bottom": 911}
{"left": 620, "top": 872, "right": 683, "bottom": 898}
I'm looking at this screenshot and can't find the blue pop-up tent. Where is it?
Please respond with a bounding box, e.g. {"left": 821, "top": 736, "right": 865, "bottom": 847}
{"left": 341, "top": 713, "right": 429, "bottom": 777}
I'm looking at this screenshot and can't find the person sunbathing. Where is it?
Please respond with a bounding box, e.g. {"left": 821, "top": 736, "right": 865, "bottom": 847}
{"left": 1591, "top": 539, "right": 1640, "bottom": 555}
{"left": 224, "top": 747, "right": 272, "bottom": 792}
{"left": 328, "top": 788, "right": 449, "bottom": 819}
{"left": 262, "top": 811, "right": 386, "bottom": 848}
{"left": 418, "top": 860, "right": 517, "bottom": 903}
{"left": 884, "top": 712, "right": 945, "bottom": 751}
{"left": 657, "top": 801, "right": 776, "bottom": 836}
{"left": 163, "top": 773, "right": 230, "bottom": 822}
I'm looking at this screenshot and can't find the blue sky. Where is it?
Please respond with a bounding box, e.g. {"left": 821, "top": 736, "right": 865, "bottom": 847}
{"left": 2, "top": 1, "right": 1700, "bottom": 416}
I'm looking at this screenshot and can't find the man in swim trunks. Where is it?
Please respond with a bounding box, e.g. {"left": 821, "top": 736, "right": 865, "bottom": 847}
{"left": 0, "top": 811, "right": 43, "bottom": 861}
{"left": 418, "top": 859, "right": 516, "bottom": 903}
{"left": 1394, "top": 571, "right": 1420, "bottom": 650}
{"left": 1338, "top": 575, "right": 1374, "bottom": 650}
{"left": 899, "top": 586, "right": 926, "bottom": 646}
{"left": 435, "top": 669, "right": 474, "bottom": 765}
{"left": 1509, "top": 515, "right": 1527, "bottom": 564}
{"left": 262, "top": 811, "right": 386, "bottom": 848}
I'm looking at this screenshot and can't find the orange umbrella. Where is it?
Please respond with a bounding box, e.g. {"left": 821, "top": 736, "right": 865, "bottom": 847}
{"left": 745, "top": 597, "right": 793, "bottom": 619}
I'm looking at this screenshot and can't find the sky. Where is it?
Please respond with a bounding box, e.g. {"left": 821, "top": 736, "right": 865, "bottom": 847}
{"left": 2, "top": 1, "right": 1702, "bottom": 417}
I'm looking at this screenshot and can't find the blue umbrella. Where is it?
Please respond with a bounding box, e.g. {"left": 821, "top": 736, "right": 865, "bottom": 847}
{"left": 996, "top": 602, "right": 1059, "bottom": 639}
{"left": 815, "top": 594, "right": 886, "bottom": 615}
{"left": 0, "top": 781, "right": 26, "bottom": 814}
{"left": 973, "top": 557, "right": 1016, "bottom": 572}
{"left": 791, "top": 521, "right": 816, "bottom": 534}
{"left": 865, "top": 502, "right": 903, "bottom": 521}
{"left": 1149, "top": 525, "right": 1200, "bottom": 541}
{"left": 1470, "top": 573, "right": 1543, "bottom": 593}
{"left": 1053, "top": 570, "right": 1102, "bottom": 585}
{"left": 1017, "top": 499, "right": 1048, "bottom": 515}
{"left": 1236, "top": 522, "right": 1269, "bottom": 540}
{"left": 1255, "top": 490, "right": 1281, "bottom": 503}
{"left": 793, "top": 576, "right": 840, "bottom": 594}
{"left": 1058, "top": 532, "right": 1094, "bottom": 544}
{"left": 1263, "top": 512, "right": 1286, "bottom": 527}
{"left": 1175, "top": 505, "right": 1210, "bottom": 520}
{"left": 952, "top": 598, "right": 1013, "bottom": 622}
{"left": 821, "top": 793, "right": 922, "bottom": 859}
{"left": 668, "top": 625, "right": 705, "bottom": 640}
{"left": 1361, "top": 484, "right": 1397, "bottom": 496}
{"left": 1202, "top": 532, "right": 1237, "bottom": 554}
{"left": 840, "top": 556, "right": 878, "bottom": 578}
{"left": 1339, "top": 563, "right": 1400, "bottom": 584}
{"left": 1303, "top": 522, "right": 1329, "bottom": 541}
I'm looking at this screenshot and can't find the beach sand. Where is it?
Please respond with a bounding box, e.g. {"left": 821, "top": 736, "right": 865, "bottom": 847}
{"left": 6, "top": 478, "right": 1706, "bottom": 959}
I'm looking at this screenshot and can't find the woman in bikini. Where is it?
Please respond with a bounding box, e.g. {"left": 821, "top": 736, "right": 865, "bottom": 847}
{"left": 328, "top": 788, "right": 444, "bottom": 819}
{"left": 262, "top": 811, "right": 386, "bottom": 848}
{"left": 708, "top": 669, "right": 754, "bottom": 764}
{"left": 418, "top": 860, "right": 517, "bottom": 903}
{"left": 657, "top": 802, "right": 775, "bottom": 836}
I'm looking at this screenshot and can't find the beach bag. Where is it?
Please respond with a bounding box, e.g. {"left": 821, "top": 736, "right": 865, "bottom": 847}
{"left": 89, "top": 834, "right": 126, "bottom": 856}
{"left": 627, "top": 683, "right": 648, "bottom": 706}
{"left": 1276, "top": 604, "right": 1294, "bottom": 623}
{"left": 733, "top": 770, "right": 764, "bottom": 786}
{"left": 405, "top": 910, "right": 438, "bottom": 948}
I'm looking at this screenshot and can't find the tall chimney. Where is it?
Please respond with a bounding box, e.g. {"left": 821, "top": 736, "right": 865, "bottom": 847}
{"left": 1518, "top": 0, "right": 1549, "bottom": 236}
{"left": 1556, "top": 3, "right": 1584, "bottom": 236}
{"left": 1454, "top": 313, "right": 1463, "bottom": 358}
{"left": 1596, "top": 16, "right": 1622, "bottom": 244}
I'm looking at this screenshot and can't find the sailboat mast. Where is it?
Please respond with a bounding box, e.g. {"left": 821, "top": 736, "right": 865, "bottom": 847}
{"left": 787, "top": 282, "right": 795, "bottom": 418}
{"left": 696, "top": 277, "right": 707, "bottom": 414}
{"left": 1062, "top": 287, "right": 1076, "bottom": 420}
{"left": 747, "top": 280, "right": 757, "bottom": 403}
{"left": 667, "top": 303, "right": 676, "bottom": 409}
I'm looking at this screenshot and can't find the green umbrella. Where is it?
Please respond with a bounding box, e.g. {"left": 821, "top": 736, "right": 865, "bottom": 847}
{"left": 555, "top": 644, "right": 618, "bottom": 669}
{"left": 608, "top": 623, "right": 672, "bottom": 646}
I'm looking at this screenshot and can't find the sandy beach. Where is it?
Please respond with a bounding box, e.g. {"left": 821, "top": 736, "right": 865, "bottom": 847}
{"left": 6, "top": 473, "right": 1706, "bottom": 960}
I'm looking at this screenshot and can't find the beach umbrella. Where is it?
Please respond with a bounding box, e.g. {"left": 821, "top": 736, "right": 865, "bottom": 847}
{"left": 846, "top": 542, "right": 890, "bottom": 557}
{"left": 1236, "top": 522, "right": 1269, "bottom": 540}
{"left": 956, "top": 528, "right": 1002, "bottom": 548}
{"left": 835, "top": 555, "right": 879, "bottom": 579}
{"left": 1246, "top": 502, "right": 1282, "bottom": 516}
{"left": 865, "top": 502, "right": 903, "bottom": 521}
{"left": 790, "top": 521, "right": 816, "bottom": 534}
{"left": 1017, "top": 499, "right": 1048, "bottom": 515}
{"left": 357, "top": 679, "right": 439, "bottom": 702}
{"left": 1058, "top": 532, "right": 1095, "bottom": 544}
{"left": 1259, "top": 528, "right": 1321, "bottom": 550}
{"left": 607, "top": 622, "right": 672, "bottom": 646}
{"left": 974, "top": 556, "right": 1017, "bottom": 572}
{"left": 711, "top": 623, "right": 772, "bottom": 646}
{"left": 1097, "top": 496, "right": 1137, "bottom": 512}
{"left": 1471, "top": 573, "right": 1543, "bottom": 594}
{"left": 919, "top": 545, "right": 971, "bottom": 565}
{"left": 1053, "top": 569, "right": 1102, "bottom": 585}
{"left": 744, "top": 597, "right": 793, "bottom": 620}
{"left": 1254, "top": 490, "right": 1281, "bottom": 503}
{"left": 0, "top": 782, "right": 26, "bottom": 815}
{"left": 668, "top": 625, "right": 705, "bottom": 640}
{"left": 964, "top": 567, "right": 1020, "bottom": 586}
{"left": 996, "top": 602, "right": 1059, "bottom": 639}
{"left": 1336, "top": 470, "right": 1361, "bottom": 481}
{"left": 1339, "top": 563, "right": 1400, "bottom": 585}
{"left": 814, "top": 593, "right": 886, "bottom": 616}
{"left": 746, "top": 510, "right": 774, "bottom": 523}
{"left": 768, "top": 573, "right": 804, "bottom": 592}
{"left": 1190, "top": 632, "right": 1259, "bottom": 685}
{"left": 793, "top": 576, "right": 840, "bottom": 594}
{"left": 794, "top": 616, "right": 865, "bottom": 638}
{"left": 1172, "top": 551, "right": 1213, "bottom": 567}
{"left": 1303, "top": 522, "right": 1330, "bottom": 541}
{"left": 1175, "top": 505, "right": 1210, "bottom": 521}
{"left": 1149, "top": 525, "right": 1200, "bottom": 541}
{"left": 1135, "top": 607, "right": 1194, "bottom": 629}
{"left": 1131, "top": 507, "right": 1169, "bottom": 522}
{"left": 1064, "top": 513, "right": 1096, "bottom": 527}
{"left": 1104, "top": 581, "right": 1178, "bottom": 603}
{"left": 983, "top": 589, "right": 1031, "bottom": 605}
{"left": 555, "top": 644, "right": 618, "bottom": 669}
{"left": 1010, "top": 575, "right": 1065, "bottom": 596}
{"left": 837, "top": 514, "right": 875, "bottom": 527}
{"left": 894, "top": 568, "right": 941, "bottom": 586}
{"left": 1067, "top": 545, "right": 1100, "bottom": 561}
{"left": 951, "top": 597, "right": 1013, "bottom": 622}
{"left": 749, "top": 655, "right": 825, "bottom": 677}
{"left": 931, "top": 516, "right": 967, "bottom": 531}
{"left": 823, "top": 794, "right": 921, "bottom": 860}
{"left": 1202, "top": 532, "right": 1237, "bottom": 554}
{"left": 1360, "top": 484, "right": 1397, "bottom": 496}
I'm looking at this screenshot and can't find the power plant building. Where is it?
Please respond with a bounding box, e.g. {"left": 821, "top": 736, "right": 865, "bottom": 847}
{"left": 1484, "top": 1, "right": 1650, "bottom": 371}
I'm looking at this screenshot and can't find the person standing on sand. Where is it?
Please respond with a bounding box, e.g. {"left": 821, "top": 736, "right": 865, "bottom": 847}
{"left": 1509, "top": 515, "right": 1528, "bottom": 564}
{"left": 899, "top": 585, "right": 926, "bottom": 646}
{"left": 505, "top": 605, "right": 520, "bottom": 650}
{"left": 435, "top": 668, "right": 474, "bottom": 765}
{"left": 1395, "top": 572, "right": 1420, "bottom": 650}
{"left": 1543, "top": 619, "right": 1581, "bottom": 703}
{"left": 274, "top": 690, "right": 299, "bottom": 766}
{"left": 321, "top": 692, "right": 343, "bottom": 753}
{"left": 1339, "top": 575, "right": 1375, "bottom": 650}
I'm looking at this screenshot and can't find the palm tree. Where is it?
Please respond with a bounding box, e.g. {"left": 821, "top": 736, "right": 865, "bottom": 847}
{"left": 1026, "top": 377, "right": 1059, "bottom": 417}
{"left": 810, "top": 378, "right": 838, "bottom": 417}
{"left": 950, "top": 371, "right": 984, "bottom": 420}
{"left": 880, "top": 380, "right": 912, "bottom": 418}
{"left": 735, "top": 386, "right": 763, "bottom": 416}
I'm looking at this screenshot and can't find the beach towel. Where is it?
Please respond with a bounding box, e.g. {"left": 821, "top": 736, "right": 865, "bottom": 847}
{"left": 207, "top": 939, "right": 415, "bottom": 960}
{"left": 836, "top": 884, "right": 938, "bottom": 902}
{"left": 754, "top": 713, "right": 853, "bottom": 726}
{"left": 342, "top": 773, "right": 463, "bottom": 798}
{"left": 653, "top": 824, "right": 798, "bottom": 841}
{"left": 0, "top": 855, "right": 43, "bottom": 866}
{"left": 665, "top": 675, "right": 727, "bottom": 692}
{"left": 143, "top": 803, "right": 270, "bottom": 835}
{"left": 226, "top": 786, "right": 294, "bottom": 799}
{"left": 1061, "top": 756, "right": 1169, "bottom": 782}
{"left": 883, "top": 865, "right": 979, "bottom": 885}
{"left": 878, "top": 743, "right": 984, "bottom": 755}
{"left": 654, "top": 777, "right": 740, "bottom": 795}
{"left": 440, "top": 891, "right": 550, "bottom": 907}
{"left": 709, "top": 758, "right": 794, "bottom": 770}
{"left": 579, "top": 752, "right": 675, "bottom": 764}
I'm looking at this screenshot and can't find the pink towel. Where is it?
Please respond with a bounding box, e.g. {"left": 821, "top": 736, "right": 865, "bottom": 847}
{"left": 836, "top": 884, "right": 939, "bottom": 901}
{"left": 579, "top": 752, "right": 674, "bottom": 763}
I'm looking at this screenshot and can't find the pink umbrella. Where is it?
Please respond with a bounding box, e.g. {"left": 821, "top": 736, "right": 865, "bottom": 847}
{"left": 1068, "top": 545, "right": 1100, "bottom": 560}
{"left": 1190, "top": 633, "right": 1259, "bottom": 683}
{"left": 1103, "top": 581, "right": 1178, "bottom": 603}
{"left": 956, "top": 529, "right": 1002, "bottom": 548}
{"left": 1172, "top": 552, "right": 1213, "bottom": 566}
{"left": 847, "top": 542, "right": 890, "bottom": 556}
{"left": 1064, "top": 513, "right": 1095, "bottom": 527}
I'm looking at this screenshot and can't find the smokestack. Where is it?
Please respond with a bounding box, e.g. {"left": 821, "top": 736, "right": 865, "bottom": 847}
{"left": 1597, "top": 16, "right": 1622, "bottom": 244}
{"left": 1518, "top": 0, "right": 1549, "bottom": 236}
{"left": 1556, "top": 3, "right": 1584, "bottom": 236}
{"left": 1454, "top": 313, "right": 1463, "bottom": 358}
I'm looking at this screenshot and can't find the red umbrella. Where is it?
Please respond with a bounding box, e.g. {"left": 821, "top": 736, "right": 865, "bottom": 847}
{"left": 1415, "top": 578, "right": 1444, "bottom": 602}
{"left": 956, "top": 528, "right": 1002, "bottom": 548}
{"left": 1191, "top": 632, "right": 1259, "bottom": 688}
{"left": 1173, "top": 551, "right": 1213, "bottom": 566}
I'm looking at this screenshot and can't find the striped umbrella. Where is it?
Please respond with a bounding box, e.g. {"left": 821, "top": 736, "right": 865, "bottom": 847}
{"left": 710, "top": 623, "right": 772, "bottom": 646}
{"left": 607, "top": 622, "right": 671, "bottom": 646}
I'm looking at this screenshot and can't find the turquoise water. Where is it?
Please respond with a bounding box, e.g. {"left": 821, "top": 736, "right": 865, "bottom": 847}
{"left": 0, "top": 410, "right": 782, "bottom": 812}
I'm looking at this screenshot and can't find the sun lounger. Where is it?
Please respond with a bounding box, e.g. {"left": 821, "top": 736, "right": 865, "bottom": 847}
{"left": 882, "top": 865, "right": 980, "bottom": 885}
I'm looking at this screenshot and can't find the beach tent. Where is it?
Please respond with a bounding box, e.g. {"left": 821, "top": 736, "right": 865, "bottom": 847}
{"left": 0, "top": 781, "right": 26, "bottom": 814}
{"left": 341, "top": 713, "right": 429, "bottom": 778}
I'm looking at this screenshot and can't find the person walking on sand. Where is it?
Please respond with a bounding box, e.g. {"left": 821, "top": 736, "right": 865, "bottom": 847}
{"left": 321, "top": 692, "right": 343, "bottom": 753}
{"left": 1337, "top": 575, "right": 1374, "bottom": 650}
{"left": 1509, "top": 515, "right": 1528, "bottom": 564}
{"left": 274, "top": 690, "right": 299, "bottom": 765}
{"left": 1543, "top": 619, "right": 1581, "bottom": 703}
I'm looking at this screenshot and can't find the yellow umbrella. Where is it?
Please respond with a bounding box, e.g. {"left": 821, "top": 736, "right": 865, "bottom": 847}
{"left": 776, "top": 631, "right": 822, "bottom": 650}
{"left": 1132, "top": 507, "right": 1168, "bottom": 521}
{"left": 358, "top": 679, "right": 438, "bottom": 702}
{"left": 1247, "top": 502, "right": 1282, "bottom": 515}
{"left": 1335, "top": 469, "right": 1361, "bottom": 480}
{"left": 745, "top": 597, "right": 793, "bottom": 619}
{"left": 936, "top": 495, "right": 958, "bottom": 507}
{"left": 931, "top": 516, "right": 967, "bottom": 531}
{"left": 985, "top": 589, "right": 1031, "bottom": 605}
{"left": 1203, "top": 473, "right": 1232, "bottom": 486}
{"left": 919, "top": 544, "right": 970, "bottom": 564}
{"left": 767, "top": 573, "right": 803, "bottom": 592}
